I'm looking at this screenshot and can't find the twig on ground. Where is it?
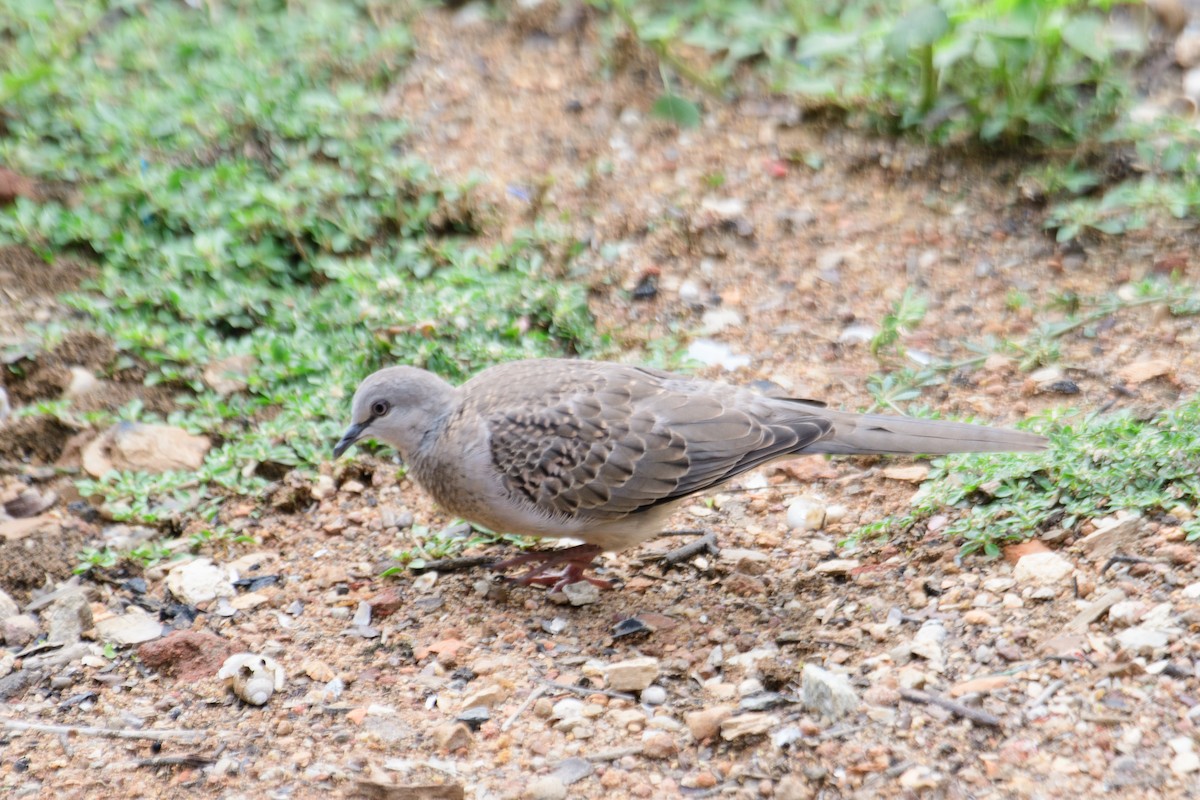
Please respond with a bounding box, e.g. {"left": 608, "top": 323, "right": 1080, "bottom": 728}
{"left": 1100, "top": 553, "right": 1156, "bottom": 575}
{"left": 538, "top": 679, "right": 636, "bottom": 702}
{"left": 899, "top": 688, "right": 1003, "bottom": 728}
{"left": 586, "top": 745, "right": 644, "bottom": 762}
{"left": 1, "top": 719, "right": 208, "bottom": 742}
{"left": 409, "top": 556, "right": 496, "bottom": 574}
{"left": 652, "top": 532, "right": 719, "bottom": 568}
{"left": 1030, "top": 678, "right": 1066, "bottom": 708}
{"left": 501, "top": 685, "right": 547, "bottom": 732}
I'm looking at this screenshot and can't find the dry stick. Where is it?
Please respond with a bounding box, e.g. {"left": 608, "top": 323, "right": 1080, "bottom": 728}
{"left": 538, "top": 678, "right": 636, "bottom": 702}
{"left": 899, "top": 689, "right": 1003, "bottom": 728}
{"left": 409, "top": 555, "right": 496, "bottom": 574}
{"left": 1030, "top": 678, "right": 1066, "bottom": 709}
{"left": 1, "top": 719, "right": 208, "bottom": 742}
{"left": 653, "top": 532, "right": 719, "bottom": 568}
{"left": 500, "top": 685, "right": 548, "bottom": 733}
{"left": 586, "top": 745, "right": 645, "bottom": 762}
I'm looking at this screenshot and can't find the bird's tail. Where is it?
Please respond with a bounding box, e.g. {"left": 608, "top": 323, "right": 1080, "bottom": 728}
{"left": 802, "top": 408, "right": 1048, "bottom": 455}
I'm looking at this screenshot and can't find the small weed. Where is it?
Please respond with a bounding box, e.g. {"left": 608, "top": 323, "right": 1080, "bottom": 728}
{"left": 74, "top": 546, "right": 119, "bottom": 575}
{"left": 869, "top": 288, "right": 928, "bottom": 361}
{"left": 382, "top": 522, "right": 539, "bottom": 576}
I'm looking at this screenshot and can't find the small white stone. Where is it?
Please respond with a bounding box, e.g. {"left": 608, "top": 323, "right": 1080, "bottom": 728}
{"left": 166, "top": 558, "right": 235, "bottom": 606}
{"left": 64, "top": 366, "right": 98, "bottom": 398}
{"left": 1115, "top": 626, "right": 1169, "bottom": 656}
{"left": 700, "top": 308, "right": 743, "bottom": 335}
{"left": 605, "top": 656, "right": 660, "bottom": 692}
{"left": 1107, "top": 600, "right": 1144, "bottom": 627}
{"left": 640, "top": 685, "right": 667, "bottom": 705}
{"left": 678, "top": 279, "right": 703, "bottom": 305}
{"left": 551, "top": 698, "right": 584, "bottom": 721}
{"left": 786, "top": 498, "right": 826, "bottom": 531}
{"left": 1013, "top": 551, "right": 1074, "bottom": 585}
{"left": 686, "top": 339, "right": 751, "bottom": 371}
{"left": 312, "top": 475, "right": 336, "bottom": 500}
{"left": 1172, "top": 751, "right": 1200, "bottom": 776}
{"left": 94, "top": 609, "right": 163, "bottom": 645}
{"left": 801, "top": 664, "right": 858, "bottom": 720}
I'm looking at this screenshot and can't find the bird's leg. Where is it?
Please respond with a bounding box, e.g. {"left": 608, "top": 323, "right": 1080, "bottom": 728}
{"left": 490, "top": 544, "right": 611, "bottom": 592}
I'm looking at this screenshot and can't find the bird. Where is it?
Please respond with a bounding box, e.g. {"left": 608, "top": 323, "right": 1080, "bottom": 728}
{"left": 334, "top": 358, "right": 1047, "bottom": 591}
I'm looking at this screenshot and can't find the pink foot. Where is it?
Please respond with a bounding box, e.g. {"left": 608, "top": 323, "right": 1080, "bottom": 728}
{"left": 491, "top": 544, "right": 611, "bottom": 593}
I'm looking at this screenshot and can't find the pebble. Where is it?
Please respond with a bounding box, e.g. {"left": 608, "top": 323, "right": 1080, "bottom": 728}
{"left": 837, "top": 323, "right": 876, "bottom": 345}
{"left": 814, "top": 558, "right": 859, "bottom": 575}
{"left": 983, "top": 577, "right": 1016, "bottom": 593}
{"left": 45, "top": 591, "right": 92, "bottom": 645}
{"left": 911, "top": 620, "right": 946, "bottom": 663}
{"left": 2, "top": 615, "right": 39, "bottom": 647}
{"left": 526, "top": 776, "right": 567, "bottom": 800}
{"left": 963, "top": 610, "right": 998, "bottom": 626}
{"left": 898, "top": 668, "right": 927, "bottom": 689}
{"left": 303, "top": 659, "right": 336, "bottom": 682}
{"left": 552, "top": 580, "right": 600, "bottom": 606}
{"left": 641, "top": 685, "right": 667, "bottom": 705}
{"left": 1108, "top": 600, "right": 1144, "bottom": 627}
{"left": 94, "top": 609, "right": 163, "bottom": 645}
{"left": 862, "top": 686, "right": 901, "bottom": 706}
{"left": 776, "top": 775, "right": 807, "bottom": 800}
{"left": 1171, "top": 736, "right": 1200, "bottom": 775}
{"left": 432, "top": 721, "right": 472, "bottom": 751}
{"left": 82, "top": 422, "right": 210, "bottom": 477}
{"left": 641, "top": 732, "right": 677, "bottom": 759}
{"left": 1115, "top": 626, "right": 1169, "bottom": 656}
{"left": 678, "top": 280, "right": 703, "bottom": 305}
{"left": 700, "top": 308, "right": 743, "bottom": 335}
{"left": 701, "top": 196, "right": 747, "bottom": 220}
{"left": 551, "top": 698, "right": 584, "bottom": 721}
{"left": 899, "top": 765, "right": 943, "bottom": 790}
{"left": 685, "top": 705, "right": 733, "bottom": 740}
{"left": 720, "top": 712, "right": 780, "bottom": 741}
{"left": 786, "top": 498, "right": 826, "bottom": 531}
{"left": 462, "top": 684, "right": 506, "bottom": 709}
{"left": 605, "top": 656, "right": 660, "bottom": 692}
{"left": 686, "top": 339, "right": 751, "bottom": 371}
{"left": 165, "top": 558, "right": 236, "bottom": 605}
{"left": 801, "top": 664, "right": 859, "bottom": 719}
{"left": 0, "top": 590, "right": 18, "bottom": 619}
{"left": 551, "top": 757, "right": 593, "bottom": 786}
{"left": 881, "top": 465, "right": 930, "bottom": 483}
{"left": 1013, "top": 551, "right": 1073, "bottom": 585}
{"left": 312, "top": 475, "right": 336, "bottom": 500}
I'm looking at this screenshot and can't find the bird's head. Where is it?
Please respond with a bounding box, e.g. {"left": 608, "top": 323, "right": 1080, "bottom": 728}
{"left": 333, "top": 366, "right": 457, "bottom": 459}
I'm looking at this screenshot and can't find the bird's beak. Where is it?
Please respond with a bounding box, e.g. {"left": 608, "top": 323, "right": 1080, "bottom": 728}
{"left": 333, "top": 421, "right": 369, "bottom": 458}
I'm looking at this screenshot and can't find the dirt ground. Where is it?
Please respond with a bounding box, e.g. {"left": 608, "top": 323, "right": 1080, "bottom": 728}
{"left": 3, "top": 5, "right": 1200, "bottom": 799}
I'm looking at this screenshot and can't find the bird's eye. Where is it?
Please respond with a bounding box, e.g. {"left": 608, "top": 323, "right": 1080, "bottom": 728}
{"left": 371, "top": 400, "right": 390, "bottom": 417}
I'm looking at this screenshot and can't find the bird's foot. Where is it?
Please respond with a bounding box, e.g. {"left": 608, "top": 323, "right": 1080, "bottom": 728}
{"left": 490, "top": 544, "right": 610, "bottom": 593}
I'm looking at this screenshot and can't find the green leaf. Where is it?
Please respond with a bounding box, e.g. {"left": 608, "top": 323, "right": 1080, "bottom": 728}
{"left": 886, "top": 5, "right": 949, "bottom": 59}
{"left": 651, "top": 94, "right": 701, "bottom": 128}
{"left": 1060, "top": 14, "right": 1109, "bottom": 62}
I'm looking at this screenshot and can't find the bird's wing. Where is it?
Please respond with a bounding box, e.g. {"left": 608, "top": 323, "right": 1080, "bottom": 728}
{"left": 477, "top": 362, "right": 832, "bottom": 521}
